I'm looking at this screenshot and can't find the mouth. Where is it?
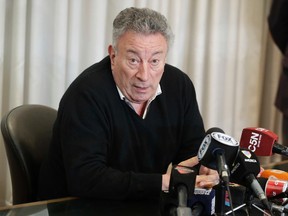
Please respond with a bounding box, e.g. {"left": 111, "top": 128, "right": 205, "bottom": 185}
{"left": 134, "top": 85, "right": 149, "bottom": 93}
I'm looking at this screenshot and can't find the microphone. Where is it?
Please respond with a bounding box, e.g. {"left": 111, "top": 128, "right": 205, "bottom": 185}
{"left": 197, "top": 127, "right": 239, "bottom": 183}
{"left": 168, "top": 165, "right": 196, "bottom": 216}
{"left": 188, "top": 188, "right": 215, "bottom": 216}
{"left": 258, "top": 177, "right": 288, "bottom": 201}
{"left": 257, "top": 177, "right": 288, "bottom": 214}
{"left": 240, "top": 127, "right": 288, "bottom": 157}
{"left": 260, "top": 169, "right": 288, "bottom": 180}
{"left": 259, "top": 169, "right": 288, "bottom": 203}
{"left": 205, "top": 127, "right": 226, "bottom": 134}
{"left": 229, "top": 149, "right": 271, "bottom": 211}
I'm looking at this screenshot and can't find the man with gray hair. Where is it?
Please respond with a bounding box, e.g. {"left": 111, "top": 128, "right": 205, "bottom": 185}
{"left": 38, "top": 7, "right": 219, "bottom": 202}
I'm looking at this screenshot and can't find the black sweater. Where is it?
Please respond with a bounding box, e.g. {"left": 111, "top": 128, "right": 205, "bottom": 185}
{"left": 38, "top": 56, "right": 205, "bottom": 200}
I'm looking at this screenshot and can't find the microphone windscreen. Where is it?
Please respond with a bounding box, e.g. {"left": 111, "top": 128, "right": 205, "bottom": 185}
{"left": 258, "top": 177, "right": 288, "bottom": 204}
{"left": 240, "top": 127, "right": 278, "bottom": 156}
{"left": 230, "top": 149, "right": 260, "bottom": 186}
{"left": 198, "top": 128, "right": 239, "bottom": 170}
{"left": 265, "top": 178, "right": 288, "bottom": 198}
{"left": 260, "top": 169, "right": 288, "bottom": 180}
{"left": 205, "top": 127, "right": 225, "bottom": 135}
{"left": 169, "top": 165, "right": 196, "bottom": 198}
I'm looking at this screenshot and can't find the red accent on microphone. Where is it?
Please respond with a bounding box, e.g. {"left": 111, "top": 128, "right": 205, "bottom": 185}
{"left": 240, "top": 127, "right": 278, "bottom": 156}
{"left": 259, "top": 169, "right": 288, "bottom": 205}
{"left": 265, "top": 178, "right": 288, "bottom": 198}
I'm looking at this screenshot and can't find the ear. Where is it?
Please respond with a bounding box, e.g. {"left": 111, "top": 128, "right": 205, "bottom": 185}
{"left": 108, "top": 45, "right": 116, "bottom": 65}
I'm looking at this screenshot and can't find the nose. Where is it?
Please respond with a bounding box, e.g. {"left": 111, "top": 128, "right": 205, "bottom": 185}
{"left": 136, "top": 62, "right": 149, "bottom": 81}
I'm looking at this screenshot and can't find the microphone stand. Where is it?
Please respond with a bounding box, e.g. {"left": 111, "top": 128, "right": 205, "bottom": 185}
{"left": 214, "top": 151, "right": 231, "bottom": 216}
{"left": 214, "top": 179, "right": 227, "bottom": 216}
{"left": 225, "top": 186, "right": 280, "bottom": 216}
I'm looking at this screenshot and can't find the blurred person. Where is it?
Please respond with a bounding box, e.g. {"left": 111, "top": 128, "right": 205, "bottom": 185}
{"left": 268, "top": 0, "right": 288, "bottom": 161}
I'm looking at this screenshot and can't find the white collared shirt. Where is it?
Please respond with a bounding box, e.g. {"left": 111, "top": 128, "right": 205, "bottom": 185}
{"left": 116, "top": 85, "right": 162, "bottom": 119}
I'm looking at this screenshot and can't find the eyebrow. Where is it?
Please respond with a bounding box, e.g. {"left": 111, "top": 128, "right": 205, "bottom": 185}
{"left": 126, "top": 49, "right": 164, "bottom": 56}
{"left": 126, "top": 49, "right": 138, "bottom": 55}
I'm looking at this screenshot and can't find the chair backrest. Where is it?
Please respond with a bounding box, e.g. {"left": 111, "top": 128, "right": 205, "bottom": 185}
{"left": 1, "top": 104, "right": 57, "bottom": 204}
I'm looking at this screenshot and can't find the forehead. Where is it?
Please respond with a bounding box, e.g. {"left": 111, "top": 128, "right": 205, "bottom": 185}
{"left": 116, "top": 31, "right": 168, "bottom": 54}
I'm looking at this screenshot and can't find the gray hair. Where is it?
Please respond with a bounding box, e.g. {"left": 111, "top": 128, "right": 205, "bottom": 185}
{"left": 112, "top": 7, "right": 174, "bottom": 50}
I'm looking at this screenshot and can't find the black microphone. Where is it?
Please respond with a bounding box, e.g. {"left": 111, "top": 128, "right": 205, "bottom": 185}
{"left": 197, "top": 127, "right": 239, "bottom": 183}
{"left": 168, "top": 165, "right": 196, "bottom": 216}
{"left": 205, "top": 127, "right": 226, "bottom": 135}
{"left": 230, "top": 149, "right": 271, "bottom": 211}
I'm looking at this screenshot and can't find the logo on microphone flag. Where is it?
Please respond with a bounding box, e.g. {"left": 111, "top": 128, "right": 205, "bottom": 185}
{"left": 241, "top": 150, "right": 252, "bottom": 158}
{"left": 197, "top": 134, "right": 211, "bottom": 161}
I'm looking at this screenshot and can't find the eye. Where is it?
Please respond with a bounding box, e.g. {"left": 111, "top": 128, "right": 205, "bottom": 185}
{"left": 128, "top": 57, "right": 140, "bottom": 66}
{"left": 150, "top": 59, "right": 160, "bottom": 66}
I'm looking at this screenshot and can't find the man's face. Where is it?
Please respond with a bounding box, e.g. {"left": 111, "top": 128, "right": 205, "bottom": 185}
{"left": 109, "top": 31, "right": 168, "bottom": 104}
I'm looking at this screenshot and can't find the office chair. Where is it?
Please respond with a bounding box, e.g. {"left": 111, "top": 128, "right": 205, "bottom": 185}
{"left": 1, "top": 104, "right": 57, "bottom": 204}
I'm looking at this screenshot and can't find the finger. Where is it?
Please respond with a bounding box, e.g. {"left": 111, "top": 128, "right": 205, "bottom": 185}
{"left": 178, "top": 156, "right": 199, "bottom": 167}
{"left": 196, "top": 175, "right": 220, "bottom": 188}
{"left": 199, "top": 165, "right": 218, "bottom": 175}
{"left": 196, "top": 181, "right": 214, "bottom": 189}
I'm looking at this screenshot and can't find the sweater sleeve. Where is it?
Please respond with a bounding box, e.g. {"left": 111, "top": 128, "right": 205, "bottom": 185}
{"left": 161, "top": 67, "right": 205, "bottom": 165}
